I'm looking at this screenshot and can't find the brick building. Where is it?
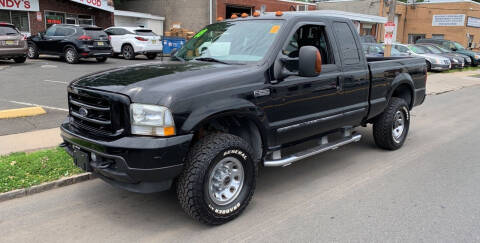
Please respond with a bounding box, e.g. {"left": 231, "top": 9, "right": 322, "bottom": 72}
{"left": 119, "top": 0, "right": 316, "bottom": 33}
{"left": 0, "top": 0, "right": 115, "bottom": 36}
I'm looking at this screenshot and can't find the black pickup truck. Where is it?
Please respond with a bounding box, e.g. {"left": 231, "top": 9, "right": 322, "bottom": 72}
{"left": 61, "top": 12, "right": 426, "bottom": 225}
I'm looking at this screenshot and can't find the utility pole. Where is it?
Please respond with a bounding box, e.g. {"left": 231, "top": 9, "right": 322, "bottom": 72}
{"left": 384, "top": 0, "right": 397, "bottom": 57}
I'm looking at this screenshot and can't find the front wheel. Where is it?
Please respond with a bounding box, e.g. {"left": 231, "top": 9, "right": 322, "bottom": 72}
{"left": 177, "top": 133, "right": 257, "bottom": 225}
{"left": 373, "top": 97, "right": 410, "bottom": 150}
{"left": 27, "top": 43, "right": 39, "bottom": 59}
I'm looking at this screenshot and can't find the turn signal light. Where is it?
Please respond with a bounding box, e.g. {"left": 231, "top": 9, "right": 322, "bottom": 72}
{"left": 216, "top": 17, "right": 224, "bottom": 21}
{"left": 135, "top": 36, "right": 148, "bottom": 41}
{"left": 77, "top": 35, "right": 92, "bottom": 41}
{"left": 231, "top": 14, "right": 238, "bottom": 19}
{"left": 253, "top": 11, "right": 261, "bottom": 17}
{"left": 276, "top": 11, "right": 283, "bottom": 16}
{"left": 241, "top": 13, "right": 248, "bottom": 18}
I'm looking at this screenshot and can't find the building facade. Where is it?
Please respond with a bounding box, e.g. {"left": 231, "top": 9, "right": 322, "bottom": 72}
{"left": 0, "top": 0, "right": 115, "bottom": 35}
{"left": 119, "top": 0, "right": 316, "bottom": 33}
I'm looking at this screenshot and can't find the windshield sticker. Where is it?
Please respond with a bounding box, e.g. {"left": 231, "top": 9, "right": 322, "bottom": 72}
{"left": 194, "top": 29, "right": 208, "bottom": 38}
{"left": 269, "top": 25, "right": 281, "bottom": 34}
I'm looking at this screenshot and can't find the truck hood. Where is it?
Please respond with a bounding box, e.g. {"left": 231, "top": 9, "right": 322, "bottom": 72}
{"left": 71, "top": 61, "right": 251, "bottom": 104}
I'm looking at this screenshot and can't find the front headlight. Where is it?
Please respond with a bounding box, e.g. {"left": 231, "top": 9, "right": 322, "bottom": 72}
{"left": 130, "top": 104, "right": 175, "bottom": 136}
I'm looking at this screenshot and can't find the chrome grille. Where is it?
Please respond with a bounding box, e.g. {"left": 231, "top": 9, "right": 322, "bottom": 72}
{"left": 68, "top": 89, "right": 117, "bottom": 136}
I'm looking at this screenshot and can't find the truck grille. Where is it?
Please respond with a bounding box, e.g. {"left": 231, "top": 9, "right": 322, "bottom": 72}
{"left": 68, "top": 88, "right": 129, "bottom": 137}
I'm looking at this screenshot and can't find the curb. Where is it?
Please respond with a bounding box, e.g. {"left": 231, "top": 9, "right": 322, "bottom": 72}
{"left": 0, "top": 106, "right": 46, "bottom": 119}
{"left": 0, "top": 173, "right": 96, "bottom": 203}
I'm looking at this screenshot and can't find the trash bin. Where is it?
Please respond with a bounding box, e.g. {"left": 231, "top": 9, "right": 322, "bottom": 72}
{"left": 163, "top": 37, "right": 186, "bottom": 55}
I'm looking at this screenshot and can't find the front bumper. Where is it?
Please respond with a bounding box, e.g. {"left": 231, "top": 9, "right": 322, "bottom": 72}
{"left": 431, "top": 63, "right": 450, "bottom": 71}
{"left": 60, "top": 122, "right": 193, "bottom": 193}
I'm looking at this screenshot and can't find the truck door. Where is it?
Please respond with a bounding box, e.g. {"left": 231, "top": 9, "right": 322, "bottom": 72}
{"left": 331, "top": 21, "right": 370, "bottom": 126}
{"left": 261, "top": 23, "right": 346, "bottom": 145}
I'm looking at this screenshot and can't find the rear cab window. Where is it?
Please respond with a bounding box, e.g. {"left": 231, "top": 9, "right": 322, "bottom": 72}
{"left": 83, "top": 27, "right": 108, "bottom": 39}
{"left": 0, "top": 25, "right": 19, "bottom": 35}
{"left": 333, "top": 22, "right": 361, "bottom": 65}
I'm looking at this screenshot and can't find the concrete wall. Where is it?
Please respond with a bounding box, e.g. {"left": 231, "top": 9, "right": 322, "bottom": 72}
{"left": 316, "top": 0, "right": 381, "bottom": 16}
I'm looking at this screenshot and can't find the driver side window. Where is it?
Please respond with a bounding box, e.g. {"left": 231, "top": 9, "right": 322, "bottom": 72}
{"left": 282, "top": 24, "right": 335, "bottom": 72}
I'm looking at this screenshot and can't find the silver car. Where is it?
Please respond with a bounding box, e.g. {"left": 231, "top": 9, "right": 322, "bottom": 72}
{"left": 393, "top": 43, "right": 451, "bottom": 71}
{"left": 0, "top": 23, "right": 27, "bottom": 63}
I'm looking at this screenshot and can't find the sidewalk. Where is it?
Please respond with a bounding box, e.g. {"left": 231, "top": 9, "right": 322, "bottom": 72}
{"left": 427, "top": 70, "right": 480, "bottom": 95}
{"left": 0, "top": 128, "right": 62, "bottom": 155}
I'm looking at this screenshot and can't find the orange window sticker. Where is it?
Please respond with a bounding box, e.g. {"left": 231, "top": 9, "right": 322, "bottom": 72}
{"left": 269, "top": 25, "right": 281, "bottom": 34}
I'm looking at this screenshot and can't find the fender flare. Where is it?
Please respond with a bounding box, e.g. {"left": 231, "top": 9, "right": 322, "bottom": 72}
{"left": 388, "top": 72, "right": 415, "bottom": 108}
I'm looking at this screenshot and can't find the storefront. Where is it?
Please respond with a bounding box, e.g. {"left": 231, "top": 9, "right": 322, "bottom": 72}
{"left": 0, "top": 0, "right": 114, "bottom": 36}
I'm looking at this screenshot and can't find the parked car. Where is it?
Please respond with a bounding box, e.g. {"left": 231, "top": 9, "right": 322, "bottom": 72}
{"left": 359, "top": 35, "right": 376, "bottom": 43}
{"left": 104, "top": 27, "right": 162, "bottom": 60}
{"left": 417, "top": 44, "right": 465, "bottom": 69}
{"left": 27, "top": 24, "right": 112, "bottom": 64}
{"left": 60, "top": 12, "right": 426, "bottom": 225}
{"left": 362, "top": 43, "right": 407, "bottom": 57}
{"left": 0, "top": 23, "right": 27, "bottom": 63}
{"left": 416, "top": 38, "right": 480, "bottom": 66}
{"left": 429, "top": 44, "right": 472, "bottom": 67}
{"left": 393, "top": 43, "right": 451, "bottom": 71}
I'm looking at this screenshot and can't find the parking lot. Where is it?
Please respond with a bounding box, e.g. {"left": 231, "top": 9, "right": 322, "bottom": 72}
{"left": 0, "top": 56, "right": 165, "bottom": 135}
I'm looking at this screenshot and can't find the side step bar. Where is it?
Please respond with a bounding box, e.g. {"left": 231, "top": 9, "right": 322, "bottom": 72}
{"left": 264, "top": 134, "right": 362, "bottom": 167}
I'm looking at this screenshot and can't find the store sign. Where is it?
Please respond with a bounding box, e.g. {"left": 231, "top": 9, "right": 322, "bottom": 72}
{"left": 0, "top": 0, "right": 39, "bottom": 11}
{"left": 432, "top": 14, "right": 465, "bottom": 27}
{"left": 46, "top": 15, "right": 62, "bottom": 25}
{"left": 70, "top": 0, "right": 114, "bottom": 12}
{"left": 467, "top": 16, "right": 480, "bottom": 28}
{"left": 384, "top": 33, "right": 393, "bottom": 45}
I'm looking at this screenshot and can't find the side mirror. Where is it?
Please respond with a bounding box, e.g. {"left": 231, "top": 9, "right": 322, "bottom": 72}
{"left": 298, "top": 46, "right": 322, "bottom": 77}
{"left": 38, "top": 32, "right": 45, "bottom": 39}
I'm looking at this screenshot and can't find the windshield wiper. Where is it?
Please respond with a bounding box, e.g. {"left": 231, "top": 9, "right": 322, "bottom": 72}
{"left": 194, "top": 57, "right": 231, "bottom": 65}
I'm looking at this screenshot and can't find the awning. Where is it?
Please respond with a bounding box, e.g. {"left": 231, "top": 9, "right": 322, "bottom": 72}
{"left": 70, "top": 0, "right": 115, "bottom": 12}
{"left": 309, "top": 10, "right": 388, "bottom": 24}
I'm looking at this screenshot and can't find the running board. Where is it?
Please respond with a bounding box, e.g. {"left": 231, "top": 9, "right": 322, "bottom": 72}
{"left": 264, "top": 134, "right": 362, "bottom": 167}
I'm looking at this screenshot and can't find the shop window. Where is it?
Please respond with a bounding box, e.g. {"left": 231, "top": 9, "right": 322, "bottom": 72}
{"left": 78, "top": 15, "right": 94, "bottom": 26}
{"left": 0, "top": 10, "right": 30, "bottom": 33}
{"left": 432, "top": 34, "right": 444, "bottom": 40}
{"left": 66, "top": 14, "right": 77, "bottom": 25}
{"left": 45, "top": 11, "right": 65, "bottom": 28}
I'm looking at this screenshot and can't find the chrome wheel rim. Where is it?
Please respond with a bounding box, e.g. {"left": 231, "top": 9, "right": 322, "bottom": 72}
{"left": 66, "top": 49, "right": 75, "bottom": 63}
{"left": 208, "top": 157, "right": 244, "bottom": 206}
{"left": 27, "top": 46, "right": 35, "bottom": 58}
{"left": 392, "top": 110, "right": 405, "bottom": 143}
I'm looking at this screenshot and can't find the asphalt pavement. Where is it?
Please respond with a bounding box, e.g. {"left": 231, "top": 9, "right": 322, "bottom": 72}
{"left": 0, "top": 56, "right": 165, "bottom": 135}
{"left": 1, "top": 84, "right": 479, "bottom": 242}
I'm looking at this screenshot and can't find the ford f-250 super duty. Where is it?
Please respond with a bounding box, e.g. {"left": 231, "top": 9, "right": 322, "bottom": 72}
{"left": 60, "top": 12, "right": 427, "bottom": 225}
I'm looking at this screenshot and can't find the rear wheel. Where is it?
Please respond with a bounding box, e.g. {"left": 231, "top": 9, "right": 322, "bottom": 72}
{"left": 64, "top": 47, "right": 79, "bottom": 64}
{"left": 27, "top": 43, "right": 39, "bottom": 59}
{"left": 373, "top": 97, "right": 410, "bottom": 150}
{"left": 96, "top": 57, "right": 108, "bottom": 63}
{"left": 177, "top": 133, "right": 257, "bottom": 225}
{"left": 122, "top": 44, "right": 135, "bottom": 60}
{"left": 146, "top": 53, "right": 157, "bottom": 60}
{"left": 13, "top": 56, "right": 26, "bottom": 63}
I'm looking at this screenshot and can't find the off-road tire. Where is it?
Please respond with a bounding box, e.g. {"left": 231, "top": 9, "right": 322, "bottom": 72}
{"left": 177, "top": 133, "right": 258, "bottom": 225}
{"left": 96, "top": 57, "right": 108, "bottom": 63}
{"left": 373, "top": 97, "right": 410, "bottom": 150}
{"left": 146, "top": 53, "right": 157, "bottom": 60}
{"left": 27, "top": 43, "right": 39, "bottom": 59}
{"left": 64, "top": 47, "right": 79, "bottom": 64}
{"left": 13, "top": 56, "right": 26, "bottom": 63}
{"left": 122, "top": 44, "right": 135, "bottom": 60}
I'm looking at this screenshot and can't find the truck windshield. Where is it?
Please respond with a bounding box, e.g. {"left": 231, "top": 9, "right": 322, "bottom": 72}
{"left": 176, "top": 20, "right": 284, "bottom": 64}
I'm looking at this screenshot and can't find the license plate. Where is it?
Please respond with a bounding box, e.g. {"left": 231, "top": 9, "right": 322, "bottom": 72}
{"left": 73, "top": 149, "right": 92, "bottom": 172}
{"left": 152, "top": 40, "right": 156, "bottom": 44}
{"left": 5, "top": 40, "right": 15, "bottom": 45}
{"left": 96, "top": 41, "right": 104, "bottom": 46}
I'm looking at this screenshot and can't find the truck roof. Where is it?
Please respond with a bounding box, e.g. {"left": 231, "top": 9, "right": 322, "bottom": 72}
{"left": 223, "top": 11, "right": 350, "bottom": 23}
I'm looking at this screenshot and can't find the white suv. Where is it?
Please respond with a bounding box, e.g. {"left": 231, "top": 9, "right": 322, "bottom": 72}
{"left": 105, "top": 27, "right": 162, "bottom": 60}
